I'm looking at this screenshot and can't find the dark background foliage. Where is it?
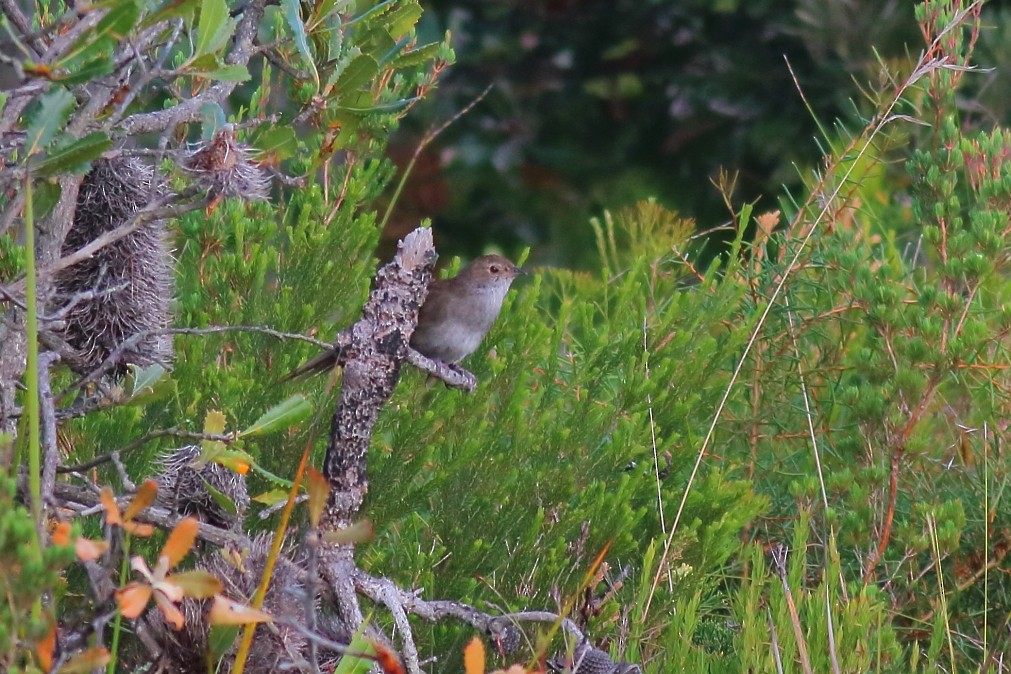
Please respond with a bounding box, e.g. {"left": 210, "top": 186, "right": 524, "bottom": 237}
{"left": 383, "top": 0, "right": 929, "bottom": 265}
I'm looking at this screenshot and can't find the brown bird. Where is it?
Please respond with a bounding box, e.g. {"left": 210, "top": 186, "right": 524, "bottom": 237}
{"left": 283, "top": 254, "right": 525, "bottom": 380}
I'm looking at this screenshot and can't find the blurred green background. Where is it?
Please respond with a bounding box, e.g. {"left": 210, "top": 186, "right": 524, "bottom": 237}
{"left": 382, "top": 0, "right": 1011, "bottom": 266}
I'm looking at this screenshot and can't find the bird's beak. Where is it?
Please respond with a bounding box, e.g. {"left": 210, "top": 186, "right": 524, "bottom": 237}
{"left": 516, "top": 266, "right": 529, "bottom": 276}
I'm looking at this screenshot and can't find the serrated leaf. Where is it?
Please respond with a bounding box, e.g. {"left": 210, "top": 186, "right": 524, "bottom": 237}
{"left": 200, "top": 64, "right": 251, "bottom": 81}
{"left": 143, "top": 0, "right": 198, "bottom": 28}
{"left": 389, "top": 41, "right": 441, "bottom": 70}
{"left": 334, "top": 54, "right": 378, "bottom": 94}
{"left": 24, "top": 88, "right": 75, "bottom": 154}
{"left": 195, "top": 0, "right": 228, "bottom": 56}
{"left": 281, "top": 0, "right": 319, "bottom": 90}
{"left": 56, "top": 56, "right": 115, "bottom": 85}
{"left": 34, "top": 131, "right": 111, "bottom": 177}
{"left": 58, "top": 0, "right": 140, "bottom": 69}
{"left": 124, "top": 480, "right": 159, "bottom": 522}
{"left": 204, "top": 409, "right": 227, "bottom": 435}
{"left": 128, "top": 362, "right": 168, "bottom": 397}
{"left": 383, "top": 0, "right": 421, "bottom": 39}
{"left": 31, "top": 180, "right": 61, "bottom": 219}
{"left": 250, "top": 124, "right": 298, "bottom": 160}
{"left": 252, "top": 488, "right": 288, "bottom": 506}
{"left": 203, "top": 478, "right": 239, "bottom": 516}
{"left": 239, "top": 395, "right": 312, "bottom": 437}
{"left": 162, "top": 517, "right": 199, "bottom": 567}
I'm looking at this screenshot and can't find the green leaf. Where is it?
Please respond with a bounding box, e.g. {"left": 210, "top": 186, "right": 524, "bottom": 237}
{"left": 143, "top": 0, "right": 198, "bottom": 28}
{"left": 24, "top": 88, "right": 75, "bottom": 154}
{"left": 251, "top": 488, "right": 288, "bottom": 506}
{"left": 200, "top": 64, "right": 251, "bottom": 82}
{"left": 208, "top": 624, "right": 241, "bottom": 663}
{"left": 383, "top": 0, "right": 421, "bottom": 39}
{"left": 239, "top": 395, "right": 312, "bottom": 437}
{"left": 194, "top": 0, "right": 229, "bottom": 56}
{"left": 58, "top": 0, "right": 140, "bottom": 69}
{"left": 124, "top": 363, "right": 175, "bottom": 406}
{"left": 128, "top": 363, "right": 168, "bottom": 397}
{"left": 281, "top": 0, "right": 318, "bottom": 91}
{"left": 200, "top": 102, "right": 227, "bottom": 139}
{"left": 55, "top": 57, "right": 114, "bottom": 85}
{"left": 203, "top": 479, "right": 239, "bottom": 515}
{"left": 30, "top": 181, "right": 61, "bottom": 219}
{"left": 389, "top": 41, "right": 441, "bottom": 70}
{"left": 334, "top": 54, "right": 378, "bottom": 94}
{"left": 250, "top": 124, "right": 298, "bottom": 160}
{"left": 33, "top": 132, "right": 111, "bottom": 177}
{"left": 333, "top": 631, "right": 376, "bottom": 674}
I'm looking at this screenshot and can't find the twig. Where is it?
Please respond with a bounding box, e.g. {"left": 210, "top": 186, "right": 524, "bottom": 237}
{"left": 771, "top": 545, "right": 813, "bottom": 674}
{"left": 56, "top": 428, "right": 233, "bottom": 474}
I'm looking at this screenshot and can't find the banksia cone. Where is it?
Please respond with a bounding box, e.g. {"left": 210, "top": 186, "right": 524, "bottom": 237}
{"left": 183, "top": 125, "right": 269, "bottom": 201}
{"left": 55, "top": 157, "right": 173, "bottom": 375}
{"left": 148, "top": 534, "right": 346, "bottom": 674}
{"left": 155, "top": 445, "right": 249, "bottom": 530}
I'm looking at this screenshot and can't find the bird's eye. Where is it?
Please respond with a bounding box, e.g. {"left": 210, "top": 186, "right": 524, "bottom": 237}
{"left": 489, "top": 264, "right": 500, "bottom": 273}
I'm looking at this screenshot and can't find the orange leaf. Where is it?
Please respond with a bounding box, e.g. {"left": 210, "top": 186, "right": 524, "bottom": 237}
{"left": 464, "top": 636, "right": 485, "bottom": 674}
{"left": 124, "top": 480, "right": 159, "bottom": 522}
{"left": 162, "top": 517, "right": 199, "bottom": 568}
{"left": 208, "top": 596, "right": 273, "bottom": 626}
{"left": 306, "top": 466, "right": 329, "bottom": 527}
{"left": 56, "top": 647, "right": 111, "bottom": 674}
{"left": 170, "top": 570, "right": 223, "bottom": 598}
{"left": 51, "top": 521, "right": 72, "bottom": 546}
{"left": 75, "top": 537, "right": 109, "bottom": 562}
{"left": 155, "top": 592, "right": 186, "bottom": 630}
{"left": 122, "top": 520, "right": 156, "bottom": 537}
{"left": 372, "top": 639, "right": 405, "bottom": 674}
{"left": 100, "top": 487, "right": 122, "bottom": 525}
{"left": 35, "top": 622, "right": 56, "bottom": 672}
{"left": 116, "top": 583, "right": 152, "bottom": 618}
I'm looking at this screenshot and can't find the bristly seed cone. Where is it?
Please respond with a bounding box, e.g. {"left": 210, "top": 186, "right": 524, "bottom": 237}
{"left": 183, "top": 124, "right": 270, "bottom": 201}
{"left": 55, "top": 157, "right": 174, "bottom": 376}
{"left": 147, "top": 534, "right": 348, "bottom": 674}
{"left": 155, "top": 445, "right": 249, "bottom": 530}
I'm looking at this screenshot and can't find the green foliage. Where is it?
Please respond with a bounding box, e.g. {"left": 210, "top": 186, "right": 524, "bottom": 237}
{"left": 0, "top": 470, "right": 75, "bottom": 670}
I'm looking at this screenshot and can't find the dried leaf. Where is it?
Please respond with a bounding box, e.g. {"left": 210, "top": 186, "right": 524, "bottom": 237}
{"left": 57, "top": 647, "right": 111, "bottom": 674}
{"left": 51, "top": 521, "right": 72, "bottom": 546}
{"left": 463, "top": 636, "right": 485, "bottom": 674}
{"left": 122, "top": 520, "right": 156, "bottom": 537}
{"left": 155, "top": 592, "right": 186, "bottom": 630}
{"left": 204, "top": 409, "right": 227, "bottom": 435}
{"left": 306, "top": 466, "right": 329, "bottom": 527}
{"left": 322, "top": 519, "right": 374, "bottom": 545}
{"left": 171, "top": 570, "right": 223, "bottom": 598}
{"left": 75, "top": 536, "right": 109, "bottom": 561}
{"left": 162, "top": 517, "right": 199, "bottom": 568}
{"left": 371, "top": 639, "right": 405, "bottom": 674}
{"left": 208, "top": 595, "right": 273, "bottom": 625}
{"left": 123, "top": 480, "right": 159, "bottom": 522}
{"left": 116, "top": 583, "right": 152, "bottom": 618}
{"left": 36, "top": 622, "right": 56, "bottom": 672}
{"left": 100, "top": 486, "right": 122, "bottom": 525}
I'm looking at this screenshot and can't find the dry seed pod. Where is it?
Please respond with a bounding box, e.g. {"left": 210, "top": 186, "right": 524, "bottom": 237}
{"left": 147, "top": 534, "right": 347, "bottom": 674}
{"left": 55, "top": 157, "right": 174, "bottom": 376}
{"left": 183, "top": 124, "right": 269, "bottom": 201}
{"left": 155, "top": 445, "right": 249, "bottom": 530}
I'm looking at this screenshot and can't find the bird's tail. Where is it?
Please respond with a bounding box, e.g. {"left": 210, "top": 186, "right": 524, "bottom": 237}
{"left": 279, "top": 348, "right": 341, "bottom": 382}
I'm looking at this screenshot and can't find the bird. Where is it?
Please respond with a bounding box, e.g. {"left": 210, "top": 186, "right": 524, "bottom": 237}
{"left": 282, "top": 254, "right": 525, "bottom": 380}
